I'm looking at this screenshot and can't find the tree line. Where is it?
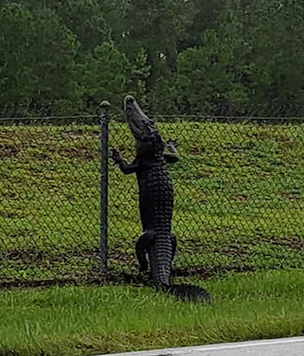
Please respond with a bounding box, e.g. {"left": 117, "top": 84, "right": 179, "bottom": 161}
{"left": 1, "top": 0, "right": 304, "bottom": 116}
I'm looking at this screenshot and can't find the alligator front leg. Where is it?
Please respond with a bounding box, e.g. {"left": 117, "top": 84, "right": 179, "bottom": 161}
{"left": 136, "top": 231, "right": 155, "bottom": 272}
{"left": 110, "top": 149, "right": 139, "bottom": 174}
{"left": 164, "top": 139, "right": 179, "bottom": 164}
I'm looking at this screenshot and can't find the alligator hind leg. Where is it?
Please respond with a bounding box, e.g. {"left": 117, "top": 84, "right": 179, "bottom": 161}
{"left": 136, "top": 231, "right": 155, "bottom": 272}
{"left": 171, "top": 233, "right": 177, "bottom": 260}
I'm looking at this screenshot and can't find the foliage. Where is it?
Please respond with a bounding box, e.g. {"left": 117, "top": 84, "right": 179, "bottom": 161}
{"left": 127, "top": 48, "right": 151, "bottom": 108}
{"left": 0, "top": 0, "right": 304, "bottom": 114}
{"left": 244, "top": 0, "right": 304, "bottom": 107}
{"left": 0, "top": 3, "right": 36, "bottom": 104}
{"left": 31, "top": 8, "right": 80, "bottom": 104}
{"left": 176, "top": 28, "right": 248, "bottom": 114}
{"left": 50, "top": 0, "right": 111, "bottom": 51}
{"left": 0, "top": 3, "right": 79, "bottom": 108}
{"left": 79, "top": 42, "right": 129, "bottom": 108}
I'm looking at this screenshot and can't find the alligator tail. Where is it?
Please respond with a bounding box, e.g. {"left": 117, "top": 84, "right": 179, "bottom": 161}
{"left": 164, "top": 283, "right": 211, "bottom": 303}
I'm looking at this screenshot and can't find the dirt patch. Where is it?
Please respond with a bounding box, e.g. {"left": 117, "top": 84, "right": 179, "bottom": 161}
{"left": 230, "top": 194, "right": 249, "bottom": 202}
{"left": 0, "top": 210, "right": 24, "bottom": 219}
{"left": 0, "top": 247, "right": 99, "bottom": 263}
{"left": 278, "top": 191, "right": 302, "bottom": 201}
{"left": 58, "top": 147, "right": 99, "bottom": 161}
{"left": 266, "top": 236, "right": 303, "bottom": 252}
{"left": 189, "top": 147, "right": 204, "bottom": 155}
{"left": 62, "top": 130, "right": 100, "bottom": 140}
{"left": 0, "top": 145, "right": 20, "bottom": 158}
{"left": 214, "top": 243, "right": 248, "bottom": 257}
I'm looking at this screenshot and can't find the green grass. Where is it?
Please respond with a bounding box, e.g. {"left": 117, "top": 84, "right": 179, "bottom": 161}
{"left": 1, "top": 121, "right": 304, "bottom": 355}
{"left": 0, "top": 270, "right": 304, "bottom": 355}
{"left": 1, "top": 120, "right": 304, "bottom": 281}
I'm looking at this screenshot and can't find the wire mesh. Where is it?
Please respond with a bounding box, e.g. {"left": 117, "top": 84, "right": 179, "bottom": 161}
{"left": 0, "top": 117, "right": 102, "bottom": 285}
{"left": 109, "top": 117, "right": 304, "bottom": 278}
{"left": 1, "top": 109, "right": 304, "bottom": 285}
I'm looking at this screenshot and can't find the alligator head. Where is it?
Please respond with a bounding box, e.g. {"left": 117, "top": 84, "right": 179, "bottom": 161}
{"left": 124, "top": 95, "right": 164, "bottom": 158}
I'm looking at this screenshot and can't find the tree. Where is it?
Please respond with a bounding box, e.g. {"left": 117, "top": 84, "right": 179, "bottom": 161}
{"left": 30, "top": 8, "right": 80, "bottom": 106}
{"left": 0, "top": 3, "right": 36, "bottom": 104}
{"left": 242, "top": 0, "right": 304, "bottom": 110}
{"left": 1, "top": 0, "right": 304, "bottom": 114}
{"left": 121, "top": 0, "right": 195, "bottom": 86}
{"left": 176, "top": 27, "right": 248, "bottom": 115}
{"left": 50, "top": 0, "right": 111, "bottom": 51}
{"left": 79, "top": 42, "right": 129, "bottom": 108}
{"left": 0, "top": 2, "right": 81, "bottom": 112}
{"left": 128, "top": 48, "right": 151, "bottom": 108}
{"left": 179, "top": 0, "right": 224, "bottom": 50}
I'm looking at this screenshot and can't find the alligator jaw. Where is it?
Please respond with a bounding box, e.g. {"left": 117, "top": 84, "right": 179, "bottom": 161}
{"left": 124, "top": 95, "right": 156, "bottom": 140}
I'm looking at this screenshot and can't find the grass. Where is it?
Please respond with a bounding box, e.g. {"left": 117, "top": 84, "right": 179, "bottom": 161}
{"left": 1, "top": 124, "right": 303, "bottom": 356}
{"left": 1, "top": 119, "right": 304, "bottom": 282}
{"left": 0, "top": 269, "right": 304, "bottom": 355}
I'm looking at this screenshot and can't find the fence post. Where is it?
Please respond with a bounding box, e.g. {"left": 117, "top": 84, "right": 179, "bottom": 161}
{"left": 99, "top": 101, "right": 110, "bottom": 273}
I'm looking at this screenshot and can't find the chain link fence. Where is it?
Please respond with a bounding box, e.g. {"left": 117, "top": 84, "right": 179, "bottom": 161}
{"left": 0, "top": 116, "right": 102, "bottom": 286}
{"left": 1, "top": 106, "right": 304, "bottom": 286}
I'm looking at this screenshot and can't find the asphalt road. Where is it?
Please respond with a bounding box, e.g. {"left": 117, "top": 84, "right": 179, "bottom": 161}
{"left": 102, "top": 337, "right": 304, "bottom": 356}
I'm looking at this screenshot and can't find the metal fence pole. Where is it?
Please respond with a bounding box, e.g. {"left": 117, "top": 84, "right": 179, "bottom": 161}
{"left": 99, "top": 101, "right": 110, "bottom": 273}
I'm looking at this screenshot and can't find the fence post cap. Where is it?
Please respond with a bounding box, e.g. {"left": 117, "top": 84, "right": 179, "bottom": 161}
{"left": 100, "top": 101, "right": 110, "bottom": 109}
{"left": 97, "top": 101, "right": 110, "bottom": 117}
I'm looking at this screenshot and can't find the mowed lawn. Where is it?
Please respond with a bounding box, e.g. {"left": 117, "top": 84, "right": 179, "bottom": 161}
{"left": 0, "top": 270, "right": 304, "bottom": 356}
{"left": 0, "top": 120, "right": 304, "bottom": 281}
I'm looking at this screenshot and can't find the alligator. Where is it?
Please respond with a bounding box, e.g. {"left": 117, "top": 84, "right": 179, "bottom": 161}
{"left": 110, "top": 95, "right": 210, "bottom": 303}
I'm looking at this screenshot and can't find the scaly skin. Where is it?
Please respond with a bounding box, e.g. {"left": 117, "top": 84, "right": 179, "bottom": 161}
{"left": 142, "top": 157, "right": 175, "bottom": 288}
{"left": 111, "top": 95, "right": 210, "bottom": 303}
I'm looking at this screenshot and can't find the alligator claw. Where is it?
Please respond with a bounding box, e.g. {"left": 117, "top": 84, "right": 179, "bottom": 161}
{"left": 166, "top": 138, "right": 179, "bottom": 148}
{"left": 109, "top": 148, "right": 121, "bottom": 164}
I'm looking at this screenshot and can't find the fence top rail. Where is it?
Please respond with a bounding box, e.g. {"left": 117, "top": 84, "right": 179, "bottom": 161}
{"left": 152, "top": 115, "right": 304, "bottom": 121}
{"left": 1, "top": 114, "right": 304, "bottom": 124}
{"left": 0, "top": 115, "right": 99, "bottom": 122}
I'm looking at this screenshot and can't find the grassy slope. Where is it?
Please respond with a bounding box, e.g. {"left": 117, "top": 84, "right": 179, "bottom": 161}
{"left": 1, "top": 121, "right": 304, "bottom": 281}
{"left": 0, "top": 270, "right": 304, "bottom": 356}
